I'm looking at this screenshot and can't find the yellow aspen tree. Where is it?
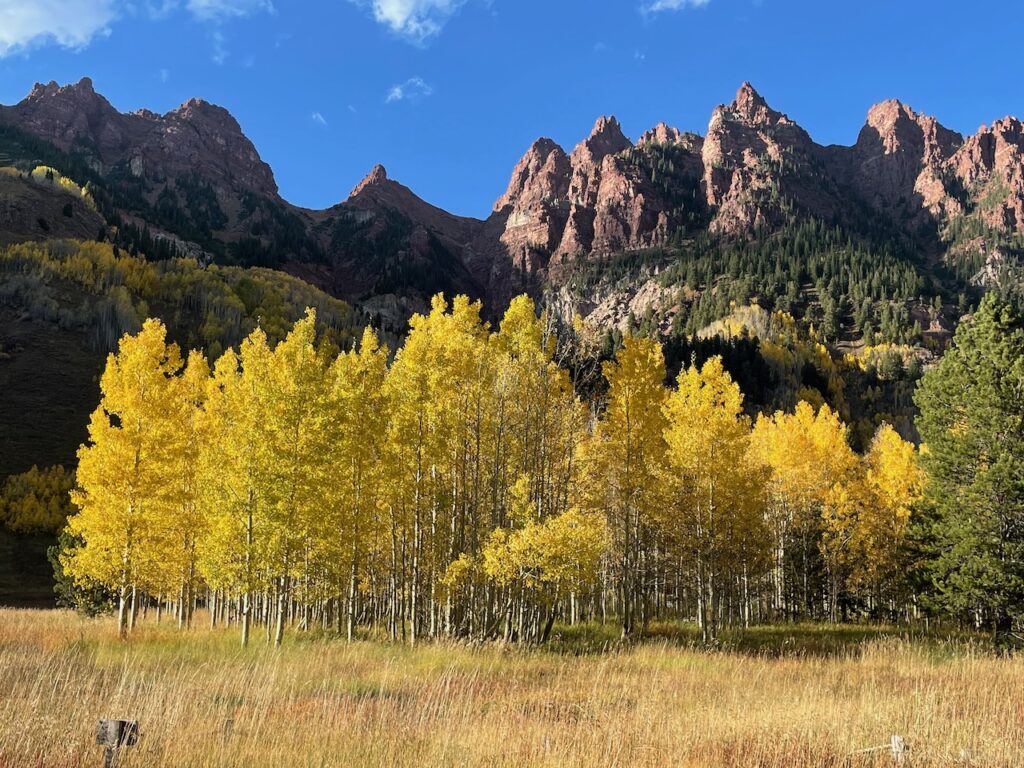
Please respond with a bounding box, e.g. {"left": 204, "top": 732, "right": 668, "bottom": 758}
{"left": 65, "top": 319, "right": 183, "bottom": 639}
{"left": 819, "top": 475, "right": 870, "bottom": 622}
{"left": 751, "top": 401, "right": 857, "bottom": 620}
{"left": 489, "top": 298, "right": 587, "bottom": 638}
{"left": 580, "top": 336, "right": 667, "bottom": 637}
{"left": 264, "top": 309, "right": 329, "bottom": 646}
{"left": 495, "top": 296, "right": 584, "bottom": 525}
{"left": 482, "top": 501, "right": 607, "bottom": 644}
{"left": 854, "top": 424, "right": 925, "bottom": 608}
{"left": 165, "top": 351, "right": 210, "bottom": 630}
{"left": 430, "top": 295, "right": 494, "bottom": 637}
{"left": 326, "top": 326, "right": 389, "bottom": 640}
{"left": 0, "top": 465, "right": 74, "bottom": 535}
{"left": 384, "top": 295, "right": 449, "bottom": 643}
{"left": 662, "top": 357, "right": 769, "bottom": 643}
{"left": 198, "top": 330, "right": 275, "bottom": 648}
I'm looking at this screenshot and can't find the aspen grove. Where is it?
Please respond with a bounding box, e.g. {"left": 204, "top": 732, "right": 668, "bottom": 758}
{"left": 63, "top": 294, "right": 924, "bottom": 645}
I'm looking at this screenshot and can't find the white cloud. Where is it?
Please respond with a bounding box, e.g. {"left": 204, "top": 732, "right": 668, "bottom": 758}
{"left": 0, "top": 0, "right": 118, "bottom": 57}
{"left": 159, "top": 67, "right": 170, "bottom": 81}
{"left": 210, "top": 28, "right": 228, "bottom": 63}
{"left": 185, "top": 0, "right": 273, "bottom": 21}
{"left": 0, "top": 0, "right": 276, "bottom": 59}
{"left": 643, "top": 0, "right": 709, "bottom": 12}
{"left": 385, "top": 76, "right": 433, "bottom": 103}
{"left": 352, "top": 0, "right": 467, "bottom": 43}
{"left": 311, "top": 111, "right": 327, "bottom": 126}
{"left": 143, "top": 0, "right": 178, "bottom": 19}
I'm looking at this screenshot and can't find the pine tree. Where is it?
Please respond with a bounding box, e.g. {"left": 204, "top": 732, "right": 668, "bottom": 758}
{"left": 914, "top": 294, "right": 1024, "bottom": 638}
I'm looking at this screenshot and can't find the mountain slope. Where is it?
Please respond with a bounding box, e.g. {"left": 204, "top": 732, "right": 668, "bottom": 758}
{"left": 3, "top": 79, "right": 1024, "bottom": 334}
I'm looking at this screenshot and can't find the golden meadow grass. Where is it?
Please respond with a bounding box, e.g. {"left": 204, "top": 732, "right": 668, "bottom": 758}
{"left": 1, "top": 609, "right": 1023, "bottom": 767}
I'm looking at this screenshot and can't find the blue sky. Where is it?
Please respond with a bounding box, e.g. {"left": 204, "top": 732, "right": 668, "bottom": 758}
{"left": 0, "top": 0, "right": 1021, "bottom": 218}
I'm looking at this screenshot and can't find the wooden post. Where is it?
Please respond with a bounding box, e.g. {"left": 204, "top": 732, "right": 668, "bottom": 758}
{"left": 96, "top": 720, "right": 138, "bottom": 768}
{"left": 890, "top": 735, "right": 906, "bottom": 765}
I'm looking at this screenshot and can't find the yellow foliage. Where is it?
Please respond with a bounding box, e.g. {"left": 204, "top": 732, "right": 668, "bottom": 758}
{"left": 0, "top": 465, "right": 74, "bottom": 535}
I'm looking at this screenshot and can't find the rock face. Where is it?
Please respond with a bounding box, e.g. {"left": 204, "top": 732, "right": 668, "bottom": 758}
{"left": 702, "top": 83, "right": 843, "bottom": 235}
{"left": 1, "top": 78, "right": 277, "bottom": 197}
{"left": 558, "top": 116, "right": 639, "bottom": 259}
{"left": 490, "top": 116, "right": 689, "bottom": 269}
{"left": 492, "top": 138, "right": 571, "bottom": 272}
{"left": 637, "top": 123, "right": 703, "bottom": 152}
{"left": 834, "top": 99, "right": 963, "bottom": 224}
{"left": 309, "top": 164, "right": 489, "bottom": 319}
{"left": 827, "top": 103, "right": 1024, "bottom": 238}
{"left": 948, "top": 117, "right": 1024, "bottom": 232}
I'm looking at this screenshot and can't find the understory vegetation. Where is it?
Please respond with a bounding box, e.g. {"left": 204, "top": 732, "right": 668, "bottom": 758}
{"left": 1, "top": 610, "right": 1022, "bottom": 767}
{"left": 0, "top": 240, "right": 361, "bottom": 356}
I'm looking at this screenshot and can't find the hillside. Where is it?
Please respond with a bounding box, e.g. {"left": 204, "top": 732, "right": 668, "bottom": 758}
{"left": 1, "top": 80, "right": 1021, "bottom": 335}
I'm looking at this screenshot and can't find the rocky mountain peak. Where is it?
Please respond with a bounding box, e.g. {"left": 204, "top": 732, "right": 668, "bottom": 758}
{"left": 638, "top": 122, "right": 681, "bottom": 146}
{"left": 349, "top": 164, "right": 390, "bottom": 199}
{"left": 717, "top": 81, "right": 800, "bottom": 132}
{"left": 28, "top": 77, "right": 96, "bottom": 100}
{"left": 637, "top": 123, "right": 705, "bottom": 152}
{"left": 573, "top": 116, "right": 631, "bottom": 163}
{"left": 24, "top": 76, "right": 111, "bottom": 117}
{"left": 842, "top": 99, "right": 964, "bottom": 217}
{"left": 493, "top": 138, "right": 569, "bottom": 213}
{"left": 949, "top": 117, "right": 1024, "bottom": 231}
{"left": 733, "top": 81, "right": 771, "bottom": 122}
{"left": 169, "top": 98, "right": 240, "bottom": 128}
{"left": 862, "top": 99, "right": 962, "bottom": 159}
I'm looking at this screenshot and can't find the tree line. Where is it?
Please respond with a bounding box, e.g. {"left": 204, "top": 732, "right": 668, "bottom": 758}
{"left": 59, "top": 291, "right": 964, "bottom": 646}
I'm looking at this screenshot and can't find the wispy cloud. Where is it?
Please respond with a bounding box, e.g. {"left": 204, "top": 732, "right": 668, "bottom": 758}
{"left": 159, "top": 67, "right": 171, "bottom": 82}
{"left": 0, "top": 0, "right": 117, "bottom": 57}
{"left": 185, "top": 0, "right": 274, "bottom": 21}
{"left": 351, "top": 0, "right": 468, "bottom": 44}
{"left": 385, "top": 77, "right": 433, "bottom": 104}
{"left": 210, "top": 28, "right": 228, "bottom": 64}
{"left": 642, "top": 0, "right": 710, "bottom": 13}
{"left": 311, "top": 111, "right": 328, "bottom": 126}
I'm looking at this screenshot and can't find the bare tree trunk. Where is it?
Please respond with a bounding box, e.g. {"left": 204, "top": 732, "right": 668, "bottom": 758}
{"left": 241, "top": 592, "right": 251, "bottom": 648}
{"left": 128, "top": 584, "right": 138, "bottom": 634}
{"left": 274, "top": 576, "right": 287, "bottom": 647}
{"left": 117, "top": 583, "right": 130, "bottom": 641}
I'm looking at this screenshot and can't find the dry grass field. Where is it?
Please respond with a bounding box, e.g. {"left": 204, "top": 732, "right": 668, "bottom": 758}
{"left": 1, "top": 609, "right": 1022, "bottom": 767}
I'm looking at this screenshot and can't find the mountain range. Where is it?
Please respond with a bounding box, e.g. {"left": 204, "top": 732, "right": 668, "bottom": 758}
{"left": 3, "top": 78, "right": 1022, "bottom": 329}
